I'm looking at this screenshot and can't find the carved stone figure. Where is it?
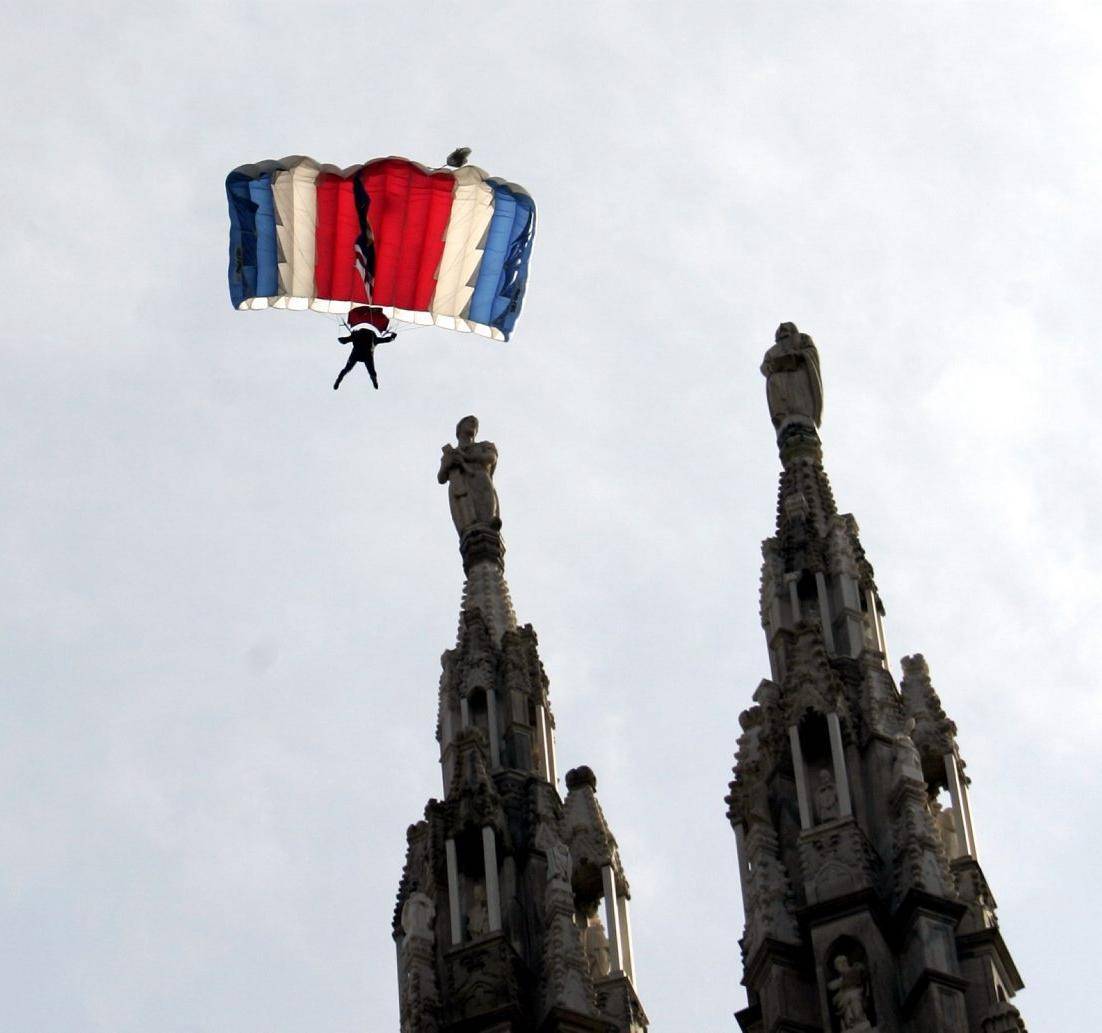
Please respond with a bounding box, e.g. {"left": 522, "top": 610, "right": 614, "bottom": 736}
{"left": 535, "top": 822, "right": 573, "bottom": 887}
{"left": 401, "top": 891, "right": 436, "bottom": 942}
{"left": 438, "top": 415, "right": 501, "bottom": 537}
{"left": 930, "top": 797, "right": 962, "bottom": 859}
{"left": 581, "top": 909, "right": 611, "bottom": 980}
{"left": 894, "top": 717, "right": 924, "bottom": 778}
{"left": 548, "top": 842, "right": 572, "bottom": 886}
{"left": 761, "top": 322, "right": 823, "bottom": 432}
{"left": 467, "top": 882, "right": 488, "bottom": 939}
{"left": 827, "top": 956, "right": 871, "bottom": 1030}
{"left": 815, "top": 768, "right": 839, "bottom": 822}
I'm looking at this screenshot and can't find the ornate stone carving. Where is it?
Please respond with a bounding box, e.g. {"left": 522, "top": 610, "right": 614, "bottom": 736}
{"left": 402, "top": 892, "right": 436, "bottom": 943}
{"left": 780, "top": 624, "right": 849, "bottom": 728}
{"left": 900, "top": 653, "right": 959, "bottom": 758}
{"left": 890, "top": 773, "right": 954, "bottom": 903}
{"left": 892, "top": 718, "right": 925, "bottom": 784}
{"left": 443, "top": 934, "right": 519, "bottom": 1024}
{"left": 533, "top": 818, "right": 597, "bottom": 1020}
{"left": 562, "top": 767, "right": 628, "bottom": 896}
{"left": 980, "top": 999, "right": 1029, "bottom": 1033}
{"left": 797, "top": 818, "right": 876, "bottom": 905}
{"left": 743, "top": 822, "right": 800, "bottom": 948}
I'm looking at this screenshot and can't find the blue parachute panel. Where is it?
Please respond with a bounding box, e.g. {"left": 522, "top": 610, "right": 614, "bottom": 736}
{"left": 226, "top": 172, "right": 259, "bottom": 308}
{"left": 467, "top": 187, "right": 516, "bottom": 328}
{"left": 248, "top": 175, "right": 279, "bottom": 299}
{"left": 491, "top": 188, "right": 536, "bottom": 338}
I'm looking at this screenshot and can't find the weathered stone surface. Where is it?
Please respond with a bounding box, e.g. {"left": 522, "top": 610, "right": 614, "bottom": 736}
{"left": 395, "top": 425, "right": 646, "bottom": 1032}
{"left": 728, "top": 327, "right": 1026, "bottom": 1032}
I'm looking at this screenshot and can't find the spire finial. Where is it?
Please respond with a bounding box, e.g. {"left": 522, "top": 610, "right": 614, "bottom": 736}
{"left": 761, "top": 322, "right": 824, "bottom": 464}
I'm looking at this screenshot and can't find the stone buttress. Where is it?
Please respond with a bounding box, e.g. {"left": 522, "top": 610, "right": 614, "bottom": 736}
{"left": 726, "top": 326, "right": 1026, "bottom": 1033}
{"left": 393, "top": 417, "right": 646, "bottom": 1033}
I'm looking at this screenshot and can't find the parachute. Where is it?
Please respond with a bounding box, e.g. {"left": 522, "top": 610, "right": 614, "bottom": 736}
{"left": 226, "top": 155, "right": 536, "bottom": 341}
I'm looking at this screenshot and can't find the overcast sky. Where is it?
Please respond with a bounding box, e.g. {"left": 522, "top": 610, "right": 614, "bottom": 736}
{"left": 3, "top": 2, "right": 1100, "bottom": 1030}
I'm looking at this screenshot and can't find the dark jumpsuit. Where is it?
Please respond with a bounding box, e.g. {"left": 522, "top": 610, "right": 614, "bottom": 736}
{"left": 334, "top": 328, "right": 396, "bottom": 390}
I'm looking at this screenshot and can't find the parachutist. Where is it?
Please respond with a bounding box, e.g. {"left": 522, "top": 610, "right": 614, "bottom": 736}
{"left": 334, "top": 325, "right": 396, "bottom": 390}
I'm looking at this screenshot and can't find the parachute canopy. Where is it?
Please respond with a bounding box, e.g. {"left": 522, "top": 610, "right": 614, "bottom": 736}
{"left": 226, "top": 155, "right": 536, "bottom": 341}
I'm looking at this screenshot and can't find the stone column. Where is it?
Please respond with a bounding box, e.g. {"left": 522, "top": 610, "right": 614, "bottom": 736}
{"left": 944, "top": 752, "right": 977, "bottom": 857}
{"left": 815, "top": 571, "right": 835, "bottom": 652}
{"left": 617, "top": 895, "right": 636, "bottom": 984}
{"left": 839, "top": 575, "right": 865, "bottom": 658}
{"left": 786, "top": 572, "right": 800, "bottom": 624}
{"left": 788, "top": 726, "right": 813, "bottom": 829}
{"left": 460, "top": 696, "right": 470, "bottom": 729}
{"left": 485, "top": 690, "right": 501, "bottom": 769}
{"left": 536, "top": 704, "right": 551, "bottom": 781}
{"left": 445, "top": 838, "right": 462, "bottom": 945}
{"left": 482, "top": 826, "right": 503, "bottom": 932}
{"left": 601, "top": 865, "right": 624, "bottom": 974}
{"left": 734, "top": 822, "right": 751, "bottom": 906}
{"left": 826, "top": 712, "right": 853, "bottom": 817}
{"left": 869, "top": 588, "right": 889, "bottom": 667}
{"left": 545, "top": 709, "right": 558, "bottom": 785}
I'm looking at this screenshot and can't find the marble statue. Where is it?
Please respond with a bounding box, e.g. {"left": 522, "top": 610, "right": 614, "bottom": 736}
{"left": 401, "top": 891, "right": 436, "bottom": 942}
{"left": 828, "top": 956, "right": 871, "bottom": 1030}
{"left": 438, "top": 415, "right": 501, "bottom": 537}
{"left": 582, "top": 910, "right": 611, "bottom": 979}
{"left": 467, "top": 882, "right": 488, "bottom": 939}
{"left": 761, "top": 322, "right": 823, "bottom": 432}
{"left": 815, "top": 768, "right": 839, "bottom": 822}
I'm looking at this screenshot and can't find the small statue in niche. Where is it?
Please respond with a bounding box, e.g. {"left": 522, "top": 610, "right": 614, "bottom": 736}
{"left": 467, "top": 882, "right": 489, "bottom": 939}
{"left": 815, "top": 768, "right": 839, "bottom": 822}
{"left": 438, "top": 415, "right": 501, "bottom": 537}
{"left": 893, "top": 717, "right": 924, "bottom": 778}
{"left": 535, "top": 822, "right": 573, "bottom": 888}
{"left": 547, "top": 841, "right": 572, "bottom": 887}
{"left": 761, "top": 322, "right": 824, "bottom": 433}
{"left": 929, "top": 797, "right": 961, "bottom": 859}
{"left": 580, "top": 905, "right": 611, "bottom": 979}
{"left": 828, "top": 955, "right": 872, "bottom": 1030}
{"left": 400, "top": 891, "right": 436, "bottom": 943}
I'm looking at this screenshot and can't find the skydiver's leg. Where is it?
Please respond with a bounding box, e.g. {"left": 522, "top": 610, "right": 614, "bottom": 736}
{"left": 333, "top": 355, "right": 357, "bottom": 390}
{"left": 365, "top": 347, "right": 379, "bottom": 389}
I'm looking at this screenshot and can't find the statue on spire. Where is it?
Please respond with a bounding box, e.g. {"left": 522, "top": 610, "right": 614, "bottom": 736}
{"left": 761, "top": 322, "right": 823, "bottom": 435}
{"left": 438, "top": 415, "right": 502, "bottom": 538}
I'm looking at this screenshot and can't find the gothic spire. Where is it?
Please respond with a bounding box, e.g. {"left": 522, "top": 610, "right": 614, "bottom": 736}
{"left": 728, "top": 325, "right": 1026, "bottom": 1033}
{"left": 394, "top": 418, "right": 647, "bottom": 1033}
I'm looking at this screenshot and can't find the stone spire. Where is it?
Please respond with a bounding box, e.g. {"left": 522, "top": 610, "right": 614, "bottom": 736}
{"left": 726, "top": 326, "right": 1026, "bottom": 1033}
{"left": 394, "top": 418, "right": 647, "bottom": 1033}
